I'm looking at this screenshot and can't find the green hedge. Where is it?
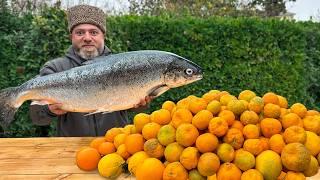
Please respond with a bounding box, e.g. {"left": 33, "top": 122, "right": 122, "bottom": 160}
{"left": 1, "top": 8, "right": 320, "bottom": 137}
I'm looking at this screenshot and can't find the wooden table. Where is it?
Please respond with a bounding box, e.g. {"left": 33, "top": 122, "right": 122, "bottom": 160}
{"left": 0, "top": 137, "right": 319, "bottom": 180}
{"left": 0, "top": 137, "right": 135, "bottom": 180}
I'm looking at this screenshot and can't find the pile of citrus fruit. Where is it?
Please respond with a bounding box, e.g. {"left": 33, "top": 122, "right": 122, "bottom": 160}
{"left": 75, "top": 89, "right": 320, "bottom": 180}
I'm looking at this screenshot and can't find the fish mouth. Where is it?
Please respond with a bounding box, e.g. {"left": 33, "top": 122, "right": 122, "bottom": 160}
{"left": 192, "top": 74, "right": 203, "bottom": 82}
{"left": 183, "top": 75, "right": 203, "bottom": 85}
{"left": 195, "top": 74, "right": 203, "bottom": 80}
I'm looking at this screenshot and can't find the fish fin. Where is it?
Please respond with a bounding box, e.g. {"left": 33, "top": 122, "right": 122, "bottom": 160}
{"left": 84, "top": 109, "right": 108, "bottom": 116}
{"left": 101, "top": 111, "right": 113, "bottom": 114}
{"left": 148, "top": 85, "right": 170, "bottom": 97}
{"left": 30, "top": 100, "right": 52, "bottom": 106}
{"left": 0, "top": 87, "right": 19, "bottom": 129}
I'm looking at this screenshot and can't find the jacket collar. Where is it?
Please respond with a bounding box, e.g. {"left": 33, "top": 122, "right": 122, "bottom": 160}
{"left": 65, "top": 46, "right": 112, "bottom": 66}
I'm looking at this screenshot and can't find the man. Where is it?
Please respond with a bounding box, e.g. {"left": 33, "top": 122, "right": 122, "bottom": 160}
{"left": 30, "top": 5, "right": 152, "bottom": 137}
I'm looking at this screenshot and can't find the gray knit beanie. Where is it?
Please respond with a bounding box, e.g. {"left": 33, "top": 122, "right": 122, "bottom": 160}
{"left": 67, "top": 5, "right": 106, "bottom": 33}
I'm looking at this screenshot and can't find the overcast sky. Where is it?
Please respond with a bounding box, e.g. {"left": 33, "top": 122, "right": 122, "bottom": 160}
{"left": 286, "top": 0, "right": 320, "bottom": 21}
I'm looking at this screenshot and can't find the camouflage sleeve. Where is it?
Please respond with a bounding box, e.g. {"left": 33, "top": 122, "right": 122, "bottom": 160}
{"left": 29, "top": 61, "right": 59, "bottom": 126}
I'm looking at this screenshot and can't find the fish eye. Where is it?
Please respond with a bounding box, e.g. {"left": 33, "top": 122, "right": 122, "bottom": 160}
{"left": 185, "top": 68, "right": 193, "bottom": 75}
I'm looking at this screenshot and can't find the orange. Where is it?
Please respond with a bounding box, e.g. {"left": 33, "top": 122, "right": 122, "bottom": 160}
{"left": 76, "top": 147, "right": 101, "bottom": 171}
{"left": 256, "top": 150, "right": 282, "bottom": 180}
{"left": 240, "top": 100, "right": 249, "bottom": 110}
{"left": 290, "top": 103, "right": 307, "bottom": 118}
{"left": 176, "top": 123, "right": 199, "bottom": 147}
{"left": 98, "top": 153, "right": 125, "bottom": 178}
{"left": 227, "top": 99, "right": 246, "bottom": 116}
{"left": 143, "top": 138, "right": 164, "bottom": 159}
{"left": 124, "top": 133, "right": 144, "bottom": 155}
{"left": 208, "top": 117, "right": 229, "bottom": 137}
{"left": 197, "top": 152, "right": 220, "bottom": 176}
{"left": 280, "top": 108, "right": 290, "bottom": 118}
{"left": 303, "top": 115, "right": 320, "bottom": 134}
{"left": 163, "top": 162, "right": 188, "bottom": 180}
{"left": 171, "top": 108, "right": 193, "bottom": 128}
{"left": 259, "top": 137, "right": 270, "bottom": 151}
{"left": 192, "top": 110, "right": 213, "bottom": 130}
{"left": 284, "top": 171, "right": 306, "bottom": 180}
{"left": 262, "top": 92, "right": 279, "bottom": 105}
{"left": 206, "top": 100, "right": 221, "bottom": 115}
{"left": 242, "top": 124, "right": 260, "bottom": 139}
{"left": 133, "top": 113, "right": 150, "bottom": 133}
{"left": 248, "top": 96, "right": 264, "bottom": 114}
{"left": 162, "top": 100, "right": 176, "bottom": 112}
{"left": 142, "top": 122, "right": 161, "bottom": 140}
{"left": 220, "top": 94, "right": 237, "bottom": 106}
{"left": 116, "top": 144, "right": 130, "bottom": 159}
{"left": 113, "top": 133, "right": 127, "bottom": 148}
{"left": 233, "top": 149, "right": 255, "bottom": 171}
{"left": 281, "top": 113, "right": 302, "bottom": 129}
{"left": 278, "top": 171, "right": 287, "bottom": 180}
{"left": 306, "top": 110, "right": 320, "bottom": 116}
{"left": 104, "top": 128, "right": 123, "bottom": 142}
{"left": 218, "top": 110, "right": 236, "bottom": 126}
{"left": 240, "top": 110, "right": 259, "bottom": 125}
{"left": 220, "top": 105, "right": 228, "bottom": 111}
{"left": 157, "top": 124, "right": 176, "bottom": 146}
{"left": 195, "top": 133, "right": 218, "bottom": 153}
{"left": 231, "top": 120, "right": 244, "bottom": 131}
{"left": 216, "top": 143, "right": 235, "bottom": 163}
{"left": 127, "top": 151, "right": 149, "bottom": 175}
{"left": 243, "top": 139, "right": 264, "bottom": 156}
{"left": 170, "top": 107, "right": 177, "bottom": 117}
{"left": 217, "top": 90, "right": 230, "bottom": 100}
{"left": 269, "top": 134, "right": 286, "bottom": 154}
{"left": 260, "top": 118, "right": 282, "bottom": 138}
{"left": 150, "top": 109, "right": 171, "bottom": 125}
{"left": 164, "top": 142, "right": 184, "bottom": 163}
{"left": 123, "top": 124, "right": 136, "bottom": 135}
{"left": 303, "top": 155, "right": 319, "bottom": 177}
{"left": 179, "top": 147, "right": 199, "bottom": 170}
{"left": 281, "top": 143, "right": 311, "bottom": 172}
{"left": 176, "top": 97, "right": 191, "bottom": 109}
{"left": 90, "top": 137, "right": 106, "bottom": 150}
{"left": 263, "top": 103, "right": 281, "bottom": 119}
{"left": 277, "top": 95, "right": 288, "bottom": 108}
{"left": 98, "top": 142, "right": 116, "bottom": 155}
{"left": 283, "top": 126, "right": 307, "bottom": 144}
{"left": 136, "top": 158, "right": 165, "bottom": 180}
{"left": 241, "top": 169, "right": 263, "bottom": 180}
{"left": 304, "top": 131, "right": 320, "bottom": 156}
{"left": 223, "top": 128, "right": 244, "bottom": 149}
{"left": 216, "top": 163, "right": 242, "bottom": 180}
{"left": 188, "top": 97, "right": 208, "bottom": 114}
{"left": 202, "top": 90, "right": 221, "bottom": 103}
{"left": 189, "top": 169, "right": 206, "bottom": 180}
{"left": 238, "top": 90, "right": 256, "bottom": 102}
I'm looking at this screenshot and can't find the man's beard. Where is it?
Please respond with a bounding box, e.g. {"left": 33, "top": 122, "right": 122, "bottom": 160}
{"left": 76, "top": 46, "right": 103, "bottom": 60}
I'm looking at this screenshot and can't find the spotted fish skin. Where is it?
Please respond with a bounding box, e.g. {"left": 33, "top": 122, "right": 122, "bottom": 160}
{"left": 0, "top": 50, "right": 203, "bottom": 128}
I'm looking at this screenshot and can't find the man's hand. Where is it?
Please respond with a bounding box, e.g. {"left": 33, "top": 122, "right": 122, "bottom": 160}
{"left": 133, "top": 96, "right": 155, "bottom": 109}
{"left": 48, "top": 103, "right": 67, "bottom": 115}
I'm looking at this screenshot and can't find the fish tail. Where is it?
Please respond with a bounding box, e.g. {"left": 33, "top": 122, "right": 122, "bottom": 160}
{"left": 0, "top": 87, "right": 19, "bottom": 128}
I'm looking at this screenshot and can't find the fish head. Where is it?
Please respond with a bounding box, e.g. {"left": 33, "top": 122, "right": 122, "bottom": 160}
{"left": 164, "top": 54, "right": 203, "bottom": 88}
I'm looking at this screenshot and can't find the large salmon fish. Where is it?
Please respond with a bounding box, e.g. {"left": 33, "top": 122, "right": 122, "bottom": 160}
{"left": 0, "top": 50, "right": 203, "bottom": 128}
